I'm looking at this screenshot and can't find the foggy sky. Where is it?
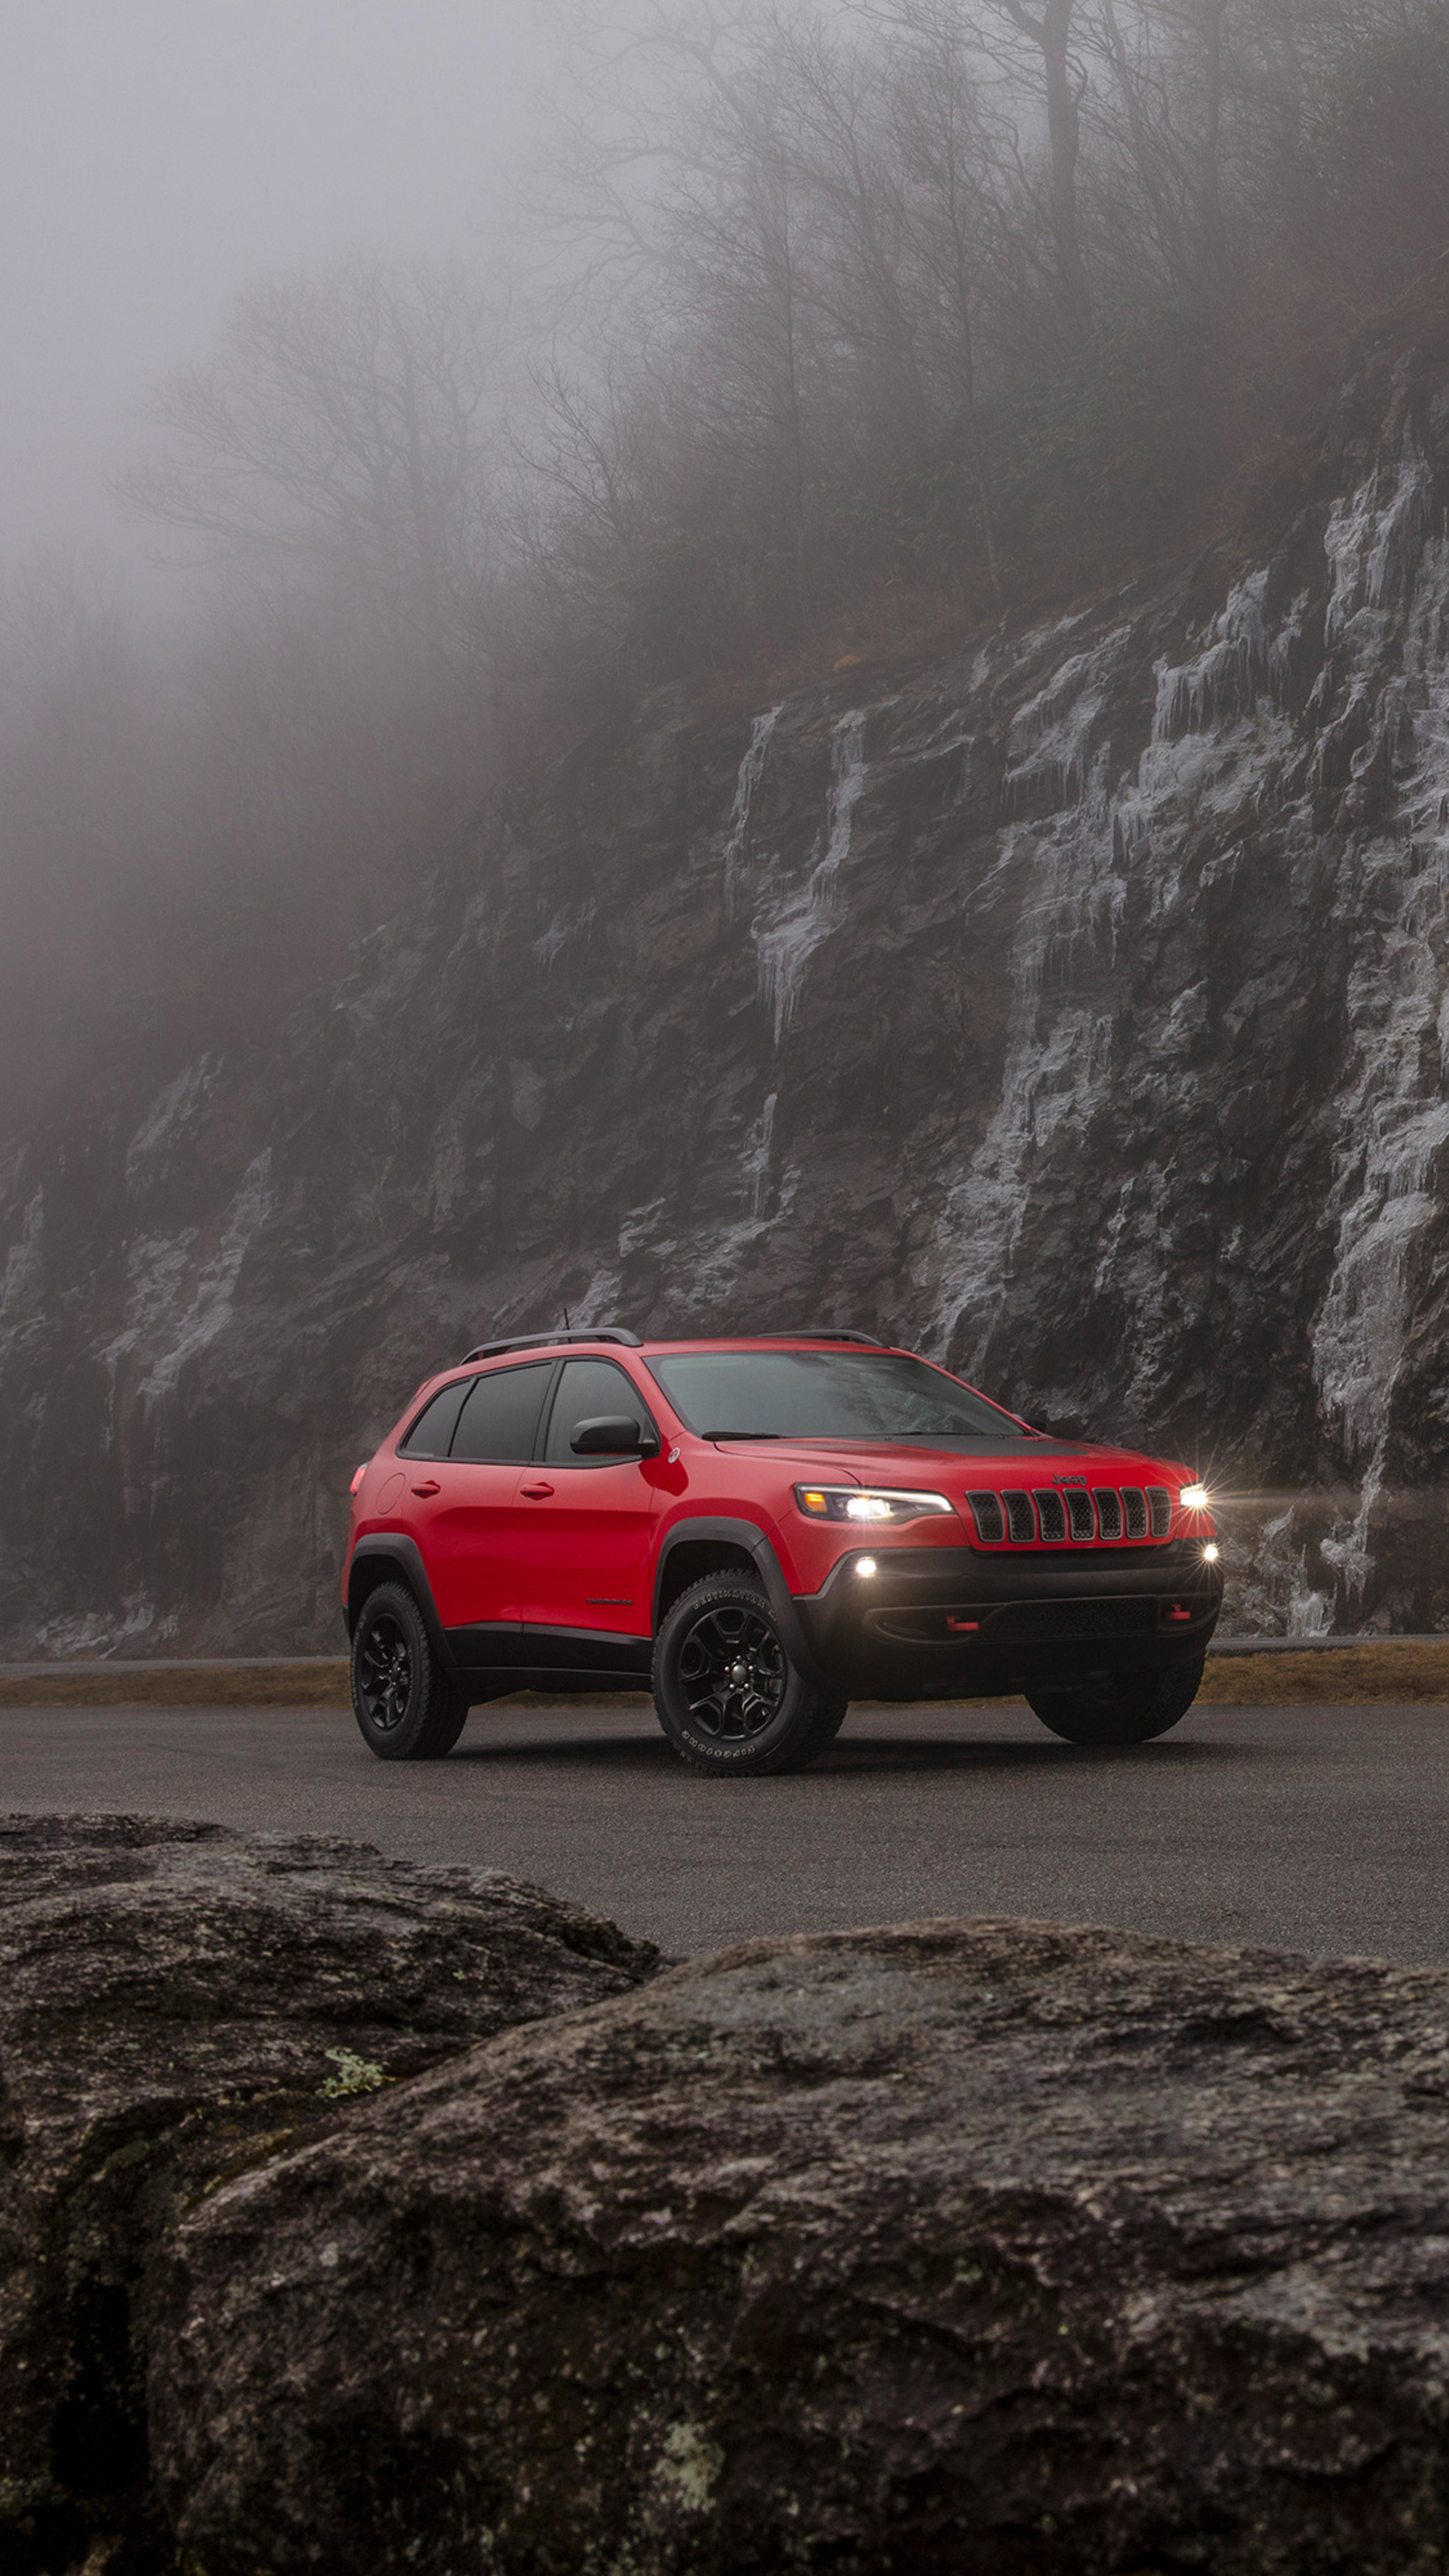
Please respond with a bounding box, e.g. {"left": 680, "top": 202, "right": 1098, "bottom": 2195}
{"left": 0, "top": 1, "right": 557, "bottom": 574}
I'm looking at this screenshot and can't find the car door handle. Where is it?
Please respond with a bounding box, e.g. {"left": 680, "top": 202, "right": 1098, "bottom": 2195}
{"left": 410, "top": 1479, "right": 441, "bottom": 1497}
{"left": 520, "top": 1481, "right": 555, "bottom": 1499}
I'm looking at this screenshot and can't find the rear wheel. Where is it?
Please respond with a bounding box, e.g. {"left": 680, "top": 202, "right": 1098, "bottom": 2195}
{"left": 350, "top": 1581, "right": 469, "bottom": 1761}
{"left": 653, "top": 1576, "right": 848, "bottom": 1776}
{"left": 1028, "top": 1655, "right": 1205, "bottom": 1747}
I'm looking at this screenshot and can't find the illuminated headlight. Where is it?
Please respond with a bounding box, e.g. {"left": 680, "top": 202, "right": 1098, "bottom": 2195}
{"left": 795, "top": 1485, "right": 957, "bottom": 1524}
{"left": 1179, "top": 1483, "right": 1212, "bottom": 1510}
{"left": 1202, "top": 1542, "right": 1220, "bottom": 1563}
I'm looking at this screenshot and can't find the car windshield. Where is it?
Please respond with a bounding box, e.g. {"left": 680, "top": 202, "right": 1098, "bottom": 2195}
{"left": 646, "top": 1349, "right": 1032, "bottom": 1442}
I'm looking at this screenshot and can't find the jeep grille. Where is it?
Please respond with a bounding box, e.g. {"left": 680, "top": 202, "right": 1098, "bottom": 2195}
{"left": 963, "top": 1483, "right": 1175, "bottom": 1547}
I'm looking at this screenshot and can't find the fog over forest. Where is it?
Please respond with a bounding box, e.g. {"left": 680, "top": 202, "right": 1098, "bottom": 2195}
{"left": 3, "top": 0, "right": 1446, "bottom": 1132}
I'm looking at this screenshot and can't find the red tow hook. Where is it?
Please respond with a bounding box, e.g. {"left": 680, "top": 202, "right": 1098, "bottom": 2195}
{"left": 947, "top": 1617, "right": 980, "bottom": 1633}
{"left": 1165, "top": 1603, "right": 1193, "bottom": 1624}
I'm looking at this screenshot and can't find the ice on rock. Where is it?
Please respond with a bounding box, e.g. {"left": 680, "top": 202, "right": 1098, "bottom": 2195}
{"left": 1310, "top": 467, "right": 1449, "bottom": 1603}
{"left": 107, "top": 1151, "right": 276, "bottom": 1421}
{"left": 0, "top": 1189, "right": 45, "bottom": 1330}
{"left": 1325, "top": 440, "right": 1434, "bottom": 650}
{"left": 1004, "top": 627, "right": 1132, "bottom": 815}
{"left": 1153, "top": 574, "right": 1275, "bottom": 741}
{"left": 930, "top": 577, "right": 1313, "bottom": 1387}
{"left": 124, "top": 1055, "right": 221, "bottom": 1195}
{"left": 754, "top": 710, "right": 867, "bottom": 1043}
{"left": 744, "top": 1091, "right": 777, "bottom": 1220}
{"left": 723, "top": 704, "right": 784, "bottom": 917}
{"left": 930, "top": 734, "right": 1126, "bottom": 1372}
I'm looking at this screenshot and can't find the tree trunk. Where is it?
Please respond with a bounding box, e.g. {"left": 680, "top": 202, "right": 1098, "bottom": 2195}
{"left": 1038, "top": 0, "right": 1091, "bottom": 347}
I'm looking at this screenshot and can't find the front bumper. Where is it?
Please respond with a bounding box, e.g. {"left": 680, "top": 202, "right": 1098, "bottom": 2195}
{"left": 792, "top": 1542, "right": 1222, "bottom": 1699}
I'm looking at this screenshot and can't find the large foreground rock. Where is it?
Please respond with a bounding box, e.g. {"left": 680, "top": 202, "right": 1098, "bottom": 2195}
{"left": 158, "top": 1917, "right": 1449, "bottom": 2576}
{"left": 0, "top": 1814, "right": 660, "bottom": 2576}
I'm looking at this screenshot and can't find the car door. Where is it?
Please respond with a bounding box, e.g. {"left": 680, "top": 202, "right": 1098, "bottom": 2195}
{"left": 402, "top": 1360, "right": 553, "bottom": 1643}
{"left": 511, "top": 1356, "right": 661, "bottom": 1649}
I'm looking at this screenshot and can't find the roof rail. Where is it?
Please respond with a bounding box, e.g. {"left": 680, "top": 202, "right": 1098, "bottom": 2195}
{"left": 460, "top": 1326, "right": 643, "bottom": 1364}
{"left": 773, "top": 1328, "right": 885, "bottom": 1347}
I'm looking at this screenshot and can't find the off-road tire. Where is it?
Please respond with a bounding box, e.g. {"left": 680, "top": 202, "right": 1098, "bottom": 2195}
{"left": 350, "top": 1580, "right": 470, "bottom": 1761}
{"left": 1028, "top": 1654, "right": 1205, "bottom": 1747}
{"left": 652, "top": 1574, "right": 849, "bottom": 1776}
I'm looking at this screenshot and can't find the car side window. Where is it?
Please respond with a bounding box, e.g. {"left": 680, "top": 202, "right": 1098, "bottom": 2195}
{"left": 398, "top": 1378, "right": 472, "bottom": 1458}
{"left": 450, "top": 1362, "right": 553, "bottom": 1462}
{"left": 542, "top": 1358, "right": 652, "bottom": 1464}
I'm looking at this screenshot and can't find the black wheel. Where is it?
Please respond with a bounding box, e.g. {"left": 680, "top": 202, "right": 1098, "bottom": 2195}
{"left": 652, "top": 1576, "right": 849, "bottom": 1777}
{"left": 1028, "top": 1655, "right": 1205, "bottom": 1747}
{"left": 350, "top": 1582, "right": 469, "bottom": 1762}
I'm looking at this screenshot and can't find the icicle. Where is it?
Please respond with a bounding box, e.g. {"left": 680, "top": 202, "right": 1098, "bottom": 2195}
{"left": 723, "top": 705, "right": 784, "bottom": 917}
{"left": 754, "top": 710, "right": 867, "bottom": 1044}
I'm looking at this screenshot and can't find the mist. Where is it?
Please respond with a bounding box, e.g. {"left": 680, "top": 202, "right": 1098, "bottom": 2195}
{"left": 4, "top": 0, "right": 1448, "bottom": 1131}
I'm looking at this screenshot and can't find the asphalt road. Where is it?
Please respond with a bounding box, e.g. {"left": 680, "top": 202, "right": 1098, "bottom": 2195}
{"left": 3, "top": 1696, "right": 1448, "bottom": 1964}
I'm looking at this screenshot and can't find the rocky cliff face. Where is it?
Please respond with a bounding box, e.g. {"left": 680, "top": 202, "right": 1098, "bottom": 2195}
{"left": 7, "top": 305, "right": 1449, "bottom": 1654}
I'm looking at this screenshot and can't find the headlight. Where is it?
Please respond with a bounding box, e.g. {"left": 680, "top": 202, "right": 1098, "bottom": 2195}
{"left": 1179, "top": 1483, "right": 1211, "bottom": 1510}
{"left": 794, "top": 1485, "right": 957, "bottom": 1524}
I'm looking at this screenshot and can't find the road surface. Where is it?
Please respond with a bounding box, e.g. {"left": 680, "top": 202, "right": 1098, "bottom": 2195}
{"left": 2, "top": 1697, "right": 1444, "bottom": 1964}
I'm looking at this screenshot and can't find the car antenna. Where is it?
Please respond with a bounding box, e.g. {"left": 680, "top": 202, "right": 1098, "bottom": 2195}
{"left": 563, "top": 1307, "right": 571, "bottom": 1328}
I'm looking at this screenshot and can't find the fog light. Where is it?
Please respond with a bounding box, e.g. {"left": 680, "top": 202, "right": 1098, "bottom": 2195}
{"left": 1202, "top": 1543, "right": 1220, "bottom": 1563}
{"left": 856, "top": 1556, "right": 879, "bottom": 1578}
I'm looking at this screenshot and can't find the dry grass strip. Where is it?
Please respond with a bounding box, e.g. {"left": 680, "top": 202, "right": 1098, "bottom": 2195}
{"left": 0, "top": 1662, "right": 353, "bottom": 1707}
{"left": 1196, "top": 1642, "right": 1449, "bottom": 1705}
{"left": 3, "top": 1640, "right": 1449, "bottom": 1708}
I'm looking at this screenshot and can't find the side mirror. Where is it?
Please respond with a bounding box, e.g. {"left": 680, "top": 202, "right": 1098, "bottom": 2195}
{"left": 570, "top": 1414, "right": 660, "bottom": 1457}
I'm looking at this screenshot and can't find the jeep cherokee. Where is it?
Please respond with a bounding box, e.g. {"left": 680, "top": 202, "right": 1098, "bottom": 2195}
{"left": 341, "top": 1328, "right": 1222, "bottom": 1774}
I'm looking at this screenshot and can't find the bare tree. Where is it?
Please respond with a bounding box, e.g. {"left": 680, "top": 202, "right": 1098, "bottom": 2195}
{"left": 118, "top": 258, "right": 501, "bottom": 674}
{"left": 975, "top": 0, "right": 1093, "bottom": 343}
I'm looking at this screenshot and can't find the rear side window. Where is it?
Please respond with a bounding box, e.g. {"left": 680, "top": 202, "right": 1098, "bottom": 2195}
{"left": 543, "top": 1358, "right": 652, "bottom": 1463}
{"left": 451, "top": 1361, "right": 552, "bottom": 1462}
{"left": 398, "top": 1378, "right": 471, "bottom": 1458}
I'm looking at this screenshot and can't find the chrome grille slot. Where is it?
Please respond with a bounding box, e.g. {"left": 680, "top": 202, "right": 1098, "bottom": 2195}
{"left": 965, "top": 1491, "right": 1005, "bottom": 1544}
{"left": 1147, "top": 1485, "right": 1173, "bottom": 1537}
{"left": 1033, "top": 1489, "right": 1068, "bottom": 1542}
{"left": 1003, "top": 1490, "right": 1036, "bottom": 1542}
{"left": 1066, "top": 1489, "right": 1095, "bottom": 1542}
{"left": 1093, "top": 1489, "right": 1123, "bottom": 1540}
{"left": 1121, "top": 1487, "right": 1148, "bottom": 1538}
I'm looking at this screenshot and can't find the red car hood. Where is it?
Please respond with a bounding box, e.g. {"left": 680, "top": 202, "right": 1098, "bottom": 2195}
{"left": 706, "top": 1438, "right": 1188, "bottom": 1487}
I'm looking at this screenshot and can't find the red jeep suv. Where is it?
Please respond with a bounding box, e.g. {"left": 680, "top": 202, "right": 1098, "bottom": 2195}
{"left": 342, "top": 1328, "right": 1222, "bottom": 1774}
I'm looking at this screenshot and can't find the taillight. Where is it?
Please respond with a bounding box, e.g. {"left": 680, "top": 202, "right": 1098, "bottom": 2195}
{"left": 350, "top": 1464, "right": 368, "bottom": 1497}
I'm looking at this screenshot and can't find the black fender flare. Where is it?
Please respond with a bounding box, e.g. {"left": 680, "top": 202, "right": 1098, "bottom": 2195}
{"left": 344, "top": 1536, "right": 457, "bottom": 1670}
{"left": 652, "top": 1516, "right": 830, "bottom": 1690}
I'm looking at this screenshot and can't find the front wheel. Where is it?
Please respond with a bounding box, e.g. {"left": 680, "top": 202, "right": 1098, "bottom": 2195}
{"left": 350, "top": 1581, "right": 469, "bottom": 1761}
{"left": 652, "top": 1576, "right": 848, "bottom": 1776}
{"left": 1028, "top": 1655, "right": 1205, "bottom": 1747}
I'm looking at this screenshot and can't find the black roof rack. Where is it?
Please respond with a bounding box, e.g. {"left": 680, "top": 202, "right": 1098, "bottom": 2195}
{"left": 769, "top": 1328, "right": 885, "bottom": 1347}
{"left": 460, "top": 1326, "right": 643, "bottom": 1364}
